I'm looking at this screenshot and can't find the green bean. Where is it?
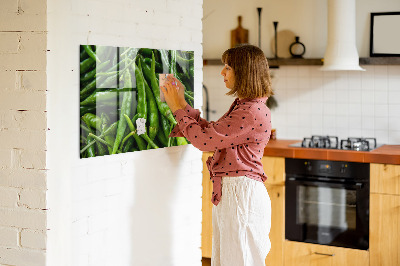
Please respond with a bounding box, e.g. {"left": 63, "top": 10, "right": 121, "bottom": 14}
{"left": 111, "top": 90, "right": 132, "bottom": 154}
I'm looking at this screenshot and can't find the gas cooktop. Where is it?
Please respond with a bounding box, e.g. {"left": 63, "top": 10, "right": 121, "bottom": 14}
{"left": 289, "top": 135, "right": 383, "bottom": 151}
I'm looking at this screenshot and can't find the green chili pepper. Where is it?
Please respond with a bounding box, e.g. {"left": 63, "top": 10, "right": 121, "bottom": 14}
{"left": 82, "top": 119, "right": 96, "bottom": 157}
{"left": 159, "top": 111, "right": 171, "bottom": 140}
{"left": 141, "top": 53, "right": 176, "bottom": 126}
{"left": 134, "top": 61, "right": 147, "bottom": 120}
{"left": 176, "top": 137, "right": 189, "bottom": 146}
{"left": 138, "top": 58, "right": 159, "bottom": 143}
{"left": 80, "top": 49, "right": 88, "bottom": 61}
{"left": 80, "top": 122, "right": 117, "bottom": 154}
{"left": 83, "top": 45, "right": 101, "bottom": 63}
{"left": 80, "top": 57, "right": 95, "bottom": 74}
{"left": 159, "top": 49, "right": 170, "bottom": 73}
{"left": 156, "top": 125, "right": 168, "bottom": 147}
{"left": 111, "top": 90, "right": 132, "bottom": 154}
{"left": 122, "top": 114, "right": 147, "bottom": 151}
{"left": 144, "top": 57, "right": 162, "bottom": 73}
{"left": 80, "top": 60, "right": 110, "bottom": 82}
{"left": 82, "top": 113, "right": 102, "bottom": 131}
{"left": 80, "top": 90, "right": 118, "bottom": 106}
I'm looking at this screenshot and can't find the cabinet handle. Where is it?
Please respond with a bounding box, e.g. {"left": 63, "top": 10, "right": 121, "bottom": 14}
{"left": 314, "top": 252, "right": 335, "bottom": 257}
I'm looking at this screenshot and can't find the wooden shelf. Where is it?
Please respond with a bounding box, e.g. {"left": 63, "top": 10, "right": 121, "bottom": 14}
{"left": 359, "top": 57, "right": 400, "bottom": 65}
{"left": 203, "top": 57, "right": 400, "bottom": 67}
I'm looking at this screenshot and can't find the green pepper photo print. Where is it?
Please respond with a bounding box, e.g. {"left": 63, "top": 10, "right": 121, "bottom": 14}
{"left": 79, "top": 45, "right": 194, "bottom": 158}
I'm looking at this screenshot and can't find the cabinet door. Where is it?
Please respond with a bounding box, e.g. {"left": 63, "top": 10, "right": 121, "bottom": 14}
{"left": 284, "top": 241, "right": 369, "bottom": 266}
{"left": 261, "top": 156, "right": 285, "bottom": 185}
{"left": 265, "top": 185, "right": 284, "bottom": 266}
{"left": 370, "top": 163, "right": 400, "bottom": 195}
{"left": 202, "top": 152, "right": 214, "bottom": 258}
{"left": 370, "top": 193, "right": 400, "bottom": 266}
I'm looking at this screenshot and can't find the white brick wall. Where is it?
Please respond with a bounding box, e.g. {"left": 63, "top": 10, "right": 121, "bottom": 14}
{"left": 0, "top": 0, "right": 48, "bottom": 265}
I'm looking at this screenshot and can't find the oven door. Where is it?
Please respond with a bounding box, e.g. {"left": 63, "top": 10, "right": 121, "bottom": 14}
{"left": 285, "top": 177, "right": 369, "bottom": 250}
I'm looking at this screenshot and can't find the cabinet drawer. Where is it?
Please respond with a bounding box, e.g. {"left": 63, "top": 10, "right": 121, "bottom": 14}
{"left": 284, "top": 241, "right": 369, "bottom": 266}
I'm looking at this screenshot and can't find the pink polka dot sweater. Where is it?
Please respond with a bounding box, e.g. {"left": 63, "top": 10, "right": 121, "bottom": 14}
{"left": 169, "top": 97, "right": 272, "bottom": 206}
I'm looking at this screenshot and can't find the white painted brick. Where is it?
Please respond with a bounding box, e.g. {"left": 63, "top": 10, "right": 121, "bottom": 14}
{"left": 0, "top": 129, "right": 46, "bottom": 150}
{"left": 20, "top": 229, "right": 46, "bottom": 250}
{"left": 0, "top": 32, "right": 20, "bottom": 54}
{"left": 0, "top": 90, "right": 46, "bottom": 111}
{"left": 0, "top": 227, "right": 19, "bottom": 247}
{"left": 19, "top": 189, "right": 46, "bottom": 209}
{"left": 0, "top": 110, "right": 47, "bottom": 131}
{"left": 0, "top": 0, "right": 18, "bottom": 13}
{"left": 19, "top": 0, "right": 47, "bottom": 15}
{"left": 0, "top": 149, "right": 11, "bottom": 169}
{"left": 16, "top": 70, "right": 47, "bottom": 91}
{"left": 0, "top": 208, "right": 46, "bottom": 230}
{"left": 0, "top": 32, "right": 47, "bottom": 71}
{"left": 20, "top": 149, "right": 46, "bottom": 170}
{"left": 0, "top": 71, "right": 16, "bottom": 90}
{"left": 0, "top": 169, "right": 47, "bottom": 189}
{"left": 0, "top": 187, "right": 19, "bottom": 208}
{"left": 0, "top": 13, "right": 46, "bottom": 32}
{"left": 0, "top": 247, "right": 45, "bottom": 266}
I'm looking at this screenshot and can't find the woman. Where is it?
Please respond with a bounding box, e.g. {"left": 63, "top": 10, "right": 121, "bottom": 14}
{"left": 161, "top": 44, "right": 273, "bottom": 266}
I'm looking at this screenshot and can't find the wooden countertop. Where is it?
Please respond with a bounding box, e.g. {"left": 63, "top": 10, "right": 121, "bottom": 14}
{"left": 263, "top": 139, "right": 400, "bottom": 165}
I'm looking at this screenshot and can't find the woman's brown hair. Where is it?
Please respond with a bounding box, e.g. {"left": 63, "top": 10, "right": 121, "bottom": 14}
{"left": 221, "top": 44, "right": 273, "bottom": 99}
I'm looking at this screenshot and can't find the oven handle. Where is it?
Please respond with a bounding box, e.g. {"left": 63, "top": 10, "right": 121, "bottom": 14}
{"left": 286, "top": 177, "right": 364, "bottom": 189}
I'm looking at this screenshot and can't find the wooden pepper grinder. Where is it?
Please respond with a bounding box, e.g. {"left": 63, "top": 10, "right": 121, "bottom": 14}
{"left": 231, "top": 16, "right": 249, "bottom": 48}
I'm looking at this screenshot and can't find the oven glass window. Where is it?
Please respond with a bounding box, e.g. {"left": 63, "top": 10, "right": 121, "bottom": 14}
{"left": 297, "top": 186, "right": 356, "bottom": 230}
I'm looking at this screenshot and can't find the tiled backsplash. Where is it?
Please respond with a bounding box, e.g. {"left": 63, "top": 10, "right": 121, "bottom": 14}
{"left": 203, "top": 65, "right": 400, "bottom": 144}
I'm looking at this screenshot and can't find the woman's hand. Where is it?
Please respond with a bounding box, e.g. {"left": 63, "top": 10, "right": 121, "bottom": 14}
{"left": 160, "top": 75, "right": 187, "bottom": 113}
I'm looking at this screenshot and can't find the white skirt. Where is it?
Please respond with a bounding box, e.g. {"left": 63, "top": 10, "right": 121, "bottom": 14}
{"left": 212, "top": 176, "right": 271, "bottom": 266}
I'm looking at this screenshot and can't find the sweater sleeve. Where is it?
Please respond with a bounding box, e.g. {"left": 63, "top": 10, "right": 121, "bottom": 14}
{"left": 170, "top": 106, "right": 256, "bottom": 151}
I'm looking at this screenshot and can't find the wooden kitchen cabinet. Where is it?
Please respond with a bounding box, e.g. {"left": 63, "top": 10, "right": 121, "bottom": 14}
{"left": 284, "top": 241, "right": 369, "bottom": 266}
{"left": 370, "top": 163, "right": 400, "bottom": 266}
{"left": 370, "top": 163, "right": 400, "bottom": 195}
{"left": 370, "top": 193, "right": 400, "bottom": 266}
{"left": 264, "top": 184, "right": 285, "bottom": 266}
{"left": 202, "top": 152, "right": 214, "bottom": 258}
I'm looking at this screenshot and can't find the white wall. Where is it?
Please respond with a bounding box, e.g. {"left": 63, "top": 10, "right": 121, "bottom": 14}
{"left": 203, "top": 0, "right": 400, "bottom": 145}
{"left": 0, "top": 0, "right": 48, "bottom": 265}
{"left": 46, "top": 1, "right": 203, "bottom": 266}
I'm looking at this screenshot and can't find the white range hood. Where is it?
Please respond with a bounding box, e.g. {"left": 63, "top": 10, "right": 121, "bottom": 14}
{"left": 320, "top": 0, "right": 365, "bottom": 71}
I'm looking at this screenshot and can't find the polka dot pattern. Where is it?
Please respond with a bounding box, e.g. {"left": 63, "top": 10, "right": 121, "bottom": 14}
{"left": 170, "top": 97, "right": 272, "bottom": 206}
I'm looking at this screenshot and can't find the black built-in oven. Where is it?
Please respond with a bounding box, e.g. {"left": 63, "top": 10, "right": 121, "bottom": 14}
{"left": 285, "top": 158, "right": 369, "bottom": 250}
